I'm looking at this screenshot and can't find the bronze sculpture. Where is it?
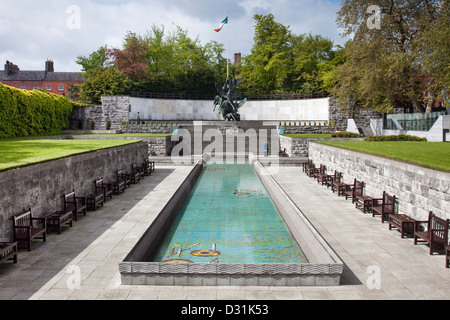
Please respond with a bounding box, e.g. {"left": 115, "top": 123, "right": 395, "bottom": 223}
{"left": 214, "top": 73, "right": 247, "bottom": 121}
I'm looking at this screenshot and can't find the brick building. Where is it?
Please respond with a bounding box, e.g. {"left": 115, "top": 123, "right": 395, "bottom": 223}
{"left": 0, "top": 60, "right": 85, "bottom": 97}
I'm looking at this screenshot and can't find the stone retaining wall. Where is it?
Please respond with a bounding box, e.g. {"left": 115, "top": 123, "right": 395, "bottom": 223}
{"left": 0, "top": 141, "right": 148, "bottom": 241}
{"left": 309, "top": 143, "right": 450, "bottom": 221}
{"left": 68, "top": 135, "right": 173, "bottom": 157}
{"left": 280, "top": 136, "right": 362, "bottom": 158}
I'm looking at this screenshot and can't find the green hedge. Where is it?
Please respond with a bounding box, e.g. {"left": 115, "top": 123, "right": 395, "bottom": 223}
{"left": 331, "top": 131, "right": 363, "bottom": 138}
{"left": 0, "top": 84, "right": 83, "bottom": 138}
{"left": 364, "top": 134, "right": 427, "bottom": 142}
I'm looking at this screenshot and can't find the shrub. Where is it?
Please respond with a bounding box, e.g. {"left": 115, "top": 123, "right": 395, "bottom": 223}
{"left": 0, "top": 83, "right": 82, "bottom": 138}
{"left": 364, "top": 134, "right": 427, "bottom": 142}
{"left": 106, "top": 120, "right": 112, "bottom": 130}
{"left": 331, "top": 131, "right": 363, "bottom": 138}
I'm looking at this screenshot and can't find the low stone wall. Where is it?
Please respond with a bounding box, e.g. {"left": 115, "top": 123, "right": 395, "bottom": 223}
{"left": 309, "top": 143, "right": 450, "bottom": 221}
{"left": 119, "top": 124, "right": 173, "bottom": 134}
{"left": 0, "top": 141, "right": 148, "bottom": 241}
{"left": 68, "top": 135, "right": 173, "bottom": 157}
{"left": 282, "top": 125, "right": 336, "bottom": 135}
{"left": 280, "top": 136, "right": 362, "bottom": 158}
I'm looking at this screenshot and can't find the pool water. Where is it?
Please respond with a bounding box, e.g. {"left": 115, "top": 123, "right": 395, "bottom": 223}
{"left": 152, "top": 163, "right": 308, "bottom": 264}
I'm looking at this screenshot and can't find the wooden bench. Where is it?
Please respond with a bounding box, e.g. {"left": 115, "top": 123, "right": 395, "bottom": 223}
{"left": 316, "top": 165, "right": 328, "bottom": 185}
{"left": 13, "top": 209, "right": 46, "bottom": 251}
{"left": 326, "top": 170, "right": 341, "bottom": 189}
{"left": 371, "top": 191, "right": 396, "bottom": 223}
{"left": 355, "top": 194, "right": 373, "bottom": 213}
{"left": 64, "top": 191, "right": 87, "bottom": 221}
{"left": 130, "top": 164, "right": 142, "bottom": 184}
{"left": 141, "top": 159, "right": 151, "bottom": 176}
{"left": 87, "top": 179, "right": 105, "bottom": 211}
{"left": 313, "top": 164, "right": 326, "bottom": 180}
{"left": 305, "top": 162, "right": 317, "bottom": 178}
{"left": 303, "top": 159, "right": 313, "bottom": 173}
{"left": 414, "top": 211, "right": 449, "bottom": 255}
{"left": 0, "top": 242, "right": 18, "bottom": 264}
{"left": 42, "top": 211, "right": 73, "bottom": 234}
{"left": 117, "top": 169, "right": 131, "bottom": 189}
{"left": 331, "top": 172, "right": 347, "bottom": 196}
{"left": 95, "top": 178, "right": 113, "bottom": 202}
{"left": 111, "top": 170, "right": 126, "bottom": 195}
{"left": 345, "top": 179, "right": 364, "bottom": 204}
{"left": 388, "top": 214, "right": 416, "bottom": 239}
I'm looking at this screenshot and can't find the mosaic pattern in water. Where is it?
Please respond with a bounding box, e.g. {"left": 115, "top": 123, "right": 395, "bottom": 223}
{"left": 152, "top": 163, "right": 309, "bottom": 264}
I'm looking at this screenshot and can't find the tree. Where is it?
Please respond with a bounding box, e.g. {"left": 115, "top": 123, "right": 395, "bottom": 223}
{"left": 332, "top": 0, "right": 442, "bottom": 113}
{"left": 415, "top": 0, "right": 450, "bottom": 109}
{"left": 291, "top": 34, "right": 338, "bottom": 93}
{"left": 76, "top": 46, "right": 110, "bottom": 72}
{"left": 238, "top": 14, "right": 344, "bottom": 95}
{"left": 239, "top": 14, "right": 293, "bottom": 94}
{"left": 77, "top": 67, "right": 130, "bottom": 104}
{"left": 108, "top": 32, "right": 150, "bottom": 82}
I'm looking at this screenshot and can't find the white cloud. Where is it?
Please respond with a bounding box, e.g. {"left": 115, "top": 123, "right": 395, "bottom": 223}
{"left": 0, "top": 0, "right": 344, "bottom": 72}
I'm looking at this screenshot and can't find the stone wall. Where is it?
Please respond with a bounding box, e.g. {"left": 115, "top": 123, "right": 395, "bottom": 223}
{"left": 129, "top": 96, "right": 330, "bottom": 122}
{"left": 69, "top": 96, "right": 129, "bottom": 130}
{"left": 68, "top": 135, "right": 173, "bottom": 157}
{"left": 280, "top": 136, "right": 362, "bottom": 158}
{"left": 0, "top": 141, "right": 148, "bottom": 241}
{"left": 309, "top": 142, "right": 450, "bottom": 221}
{"left": 119, "top": 123, "right": 173, "bottom": 134}
{"left": 328, "top": 97, "right": 382, "bottom": 132}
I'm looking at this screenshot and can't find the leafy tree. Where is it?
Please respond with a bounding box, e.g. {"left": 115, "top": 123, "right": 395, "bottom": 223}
{"left": 76, "top": 45, "right": 110, "bottom": 72}
{"left": 108, "top": 32, "right": 150, "bottom": 82}
{"left": 239, "top": 14, "right": 293, "bottom": 94}
{"left": 332, "top": 0, "right": 443, "bottom": 113}
{"left": 415, "top": 0, "right": 450, "bottom": 109}
{"left": 291, "top": 34, "right": 338, "bottom": 92}
{"left": 77, "top": 66, "right": 130, "bottom": 104}
{"left": 238, "top": 14, "right": 344, "bottom": 95}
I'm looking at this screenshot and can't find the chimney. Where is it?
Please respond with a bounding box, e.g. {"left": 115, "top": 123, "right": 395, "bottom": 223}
{"left": 233, "top": 52, "right": 241, "bottom": 66}
{"left": 45, "top": 60, "right": 54, "bottom": 72}
{"left": 4, "top": 60, "right": 20, "bottom": 75}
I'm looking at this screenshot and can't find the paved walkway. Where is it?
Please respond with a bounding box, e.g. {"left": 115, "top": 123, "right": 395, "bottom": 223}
{"left": 0, "top": 165, "right": 448, "bottom": 300}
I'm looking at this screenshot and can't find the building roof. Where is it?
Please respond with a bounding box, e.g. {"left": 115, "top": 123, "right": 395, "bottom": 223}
{"left": 0, "top": 70, "right": 85, "bottom": 82}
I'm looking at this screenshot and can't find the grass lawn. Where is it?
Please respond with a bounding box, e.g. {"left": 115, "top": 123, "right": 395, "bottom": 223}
{"left": 0, "top": 138, "right": 141, "bottom": 172}
{"left": 285, "top": 134, "right": 332, "bottom": 138}
{"left": 317, "top": 141, "right": 450, "bottom": 172}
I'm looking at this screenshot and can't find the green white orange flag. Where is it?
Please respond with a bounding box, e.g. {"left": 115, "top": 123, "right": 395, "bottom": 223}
{"left": 214, "top": 16, "right": 228, "bottom": 32}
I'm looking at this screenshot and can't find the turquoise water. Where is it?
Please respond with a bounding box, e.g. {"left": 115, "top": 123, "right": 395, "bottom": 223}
{"left": 152, "top": 163, "right": 308, "bottom": 264}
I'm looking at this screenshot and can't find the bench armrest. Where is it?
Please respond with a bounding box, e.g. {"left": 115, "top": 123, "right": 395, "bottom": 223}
{"left": 414, "top": 220, "right": 428, "bottom": 231}
{"left": 75, "top": 196, "right": 86, "bottom": 203}
{"left": 13, "top": 225, "right": 31, "bottom": 230}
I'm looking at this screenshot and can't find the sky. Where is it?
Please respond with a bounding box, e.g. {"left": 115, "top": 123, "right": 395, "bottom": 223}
{"left": 0, "top": 0, "right": 346, "bottom": 72}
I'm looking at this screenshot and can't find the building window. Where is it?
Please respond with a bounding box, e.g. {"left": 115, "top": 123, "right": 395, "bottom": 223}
{"left": 46, "top": 84, "right": 52, "bottom": 91}
{"left": 33, "top": 86, "right": 39, "bottom": 90}
{"left": 58, "top": 84, "right": 64, "bottom": 91}
{"left": 20, "top": 86, "right": 26, "bottom": 90}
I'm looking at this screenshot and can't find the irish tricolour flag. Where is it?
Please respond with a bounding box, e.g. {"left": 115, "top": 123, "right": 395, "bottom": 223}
{"left": 214, "top": 16, "right": 228, "bottom": 32}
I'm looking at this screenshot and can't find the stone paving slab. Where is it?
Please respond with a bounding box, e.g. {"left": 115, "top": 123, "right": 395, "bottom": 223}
{"left": 0, "top": 165, "right": 448, "bottom": 300}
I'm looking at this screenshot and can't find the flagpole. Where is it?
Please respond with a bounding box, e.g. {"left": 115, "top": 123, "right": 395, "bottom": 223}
{"left": 227, "top": 10, "right": 230, "bottom": 80}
